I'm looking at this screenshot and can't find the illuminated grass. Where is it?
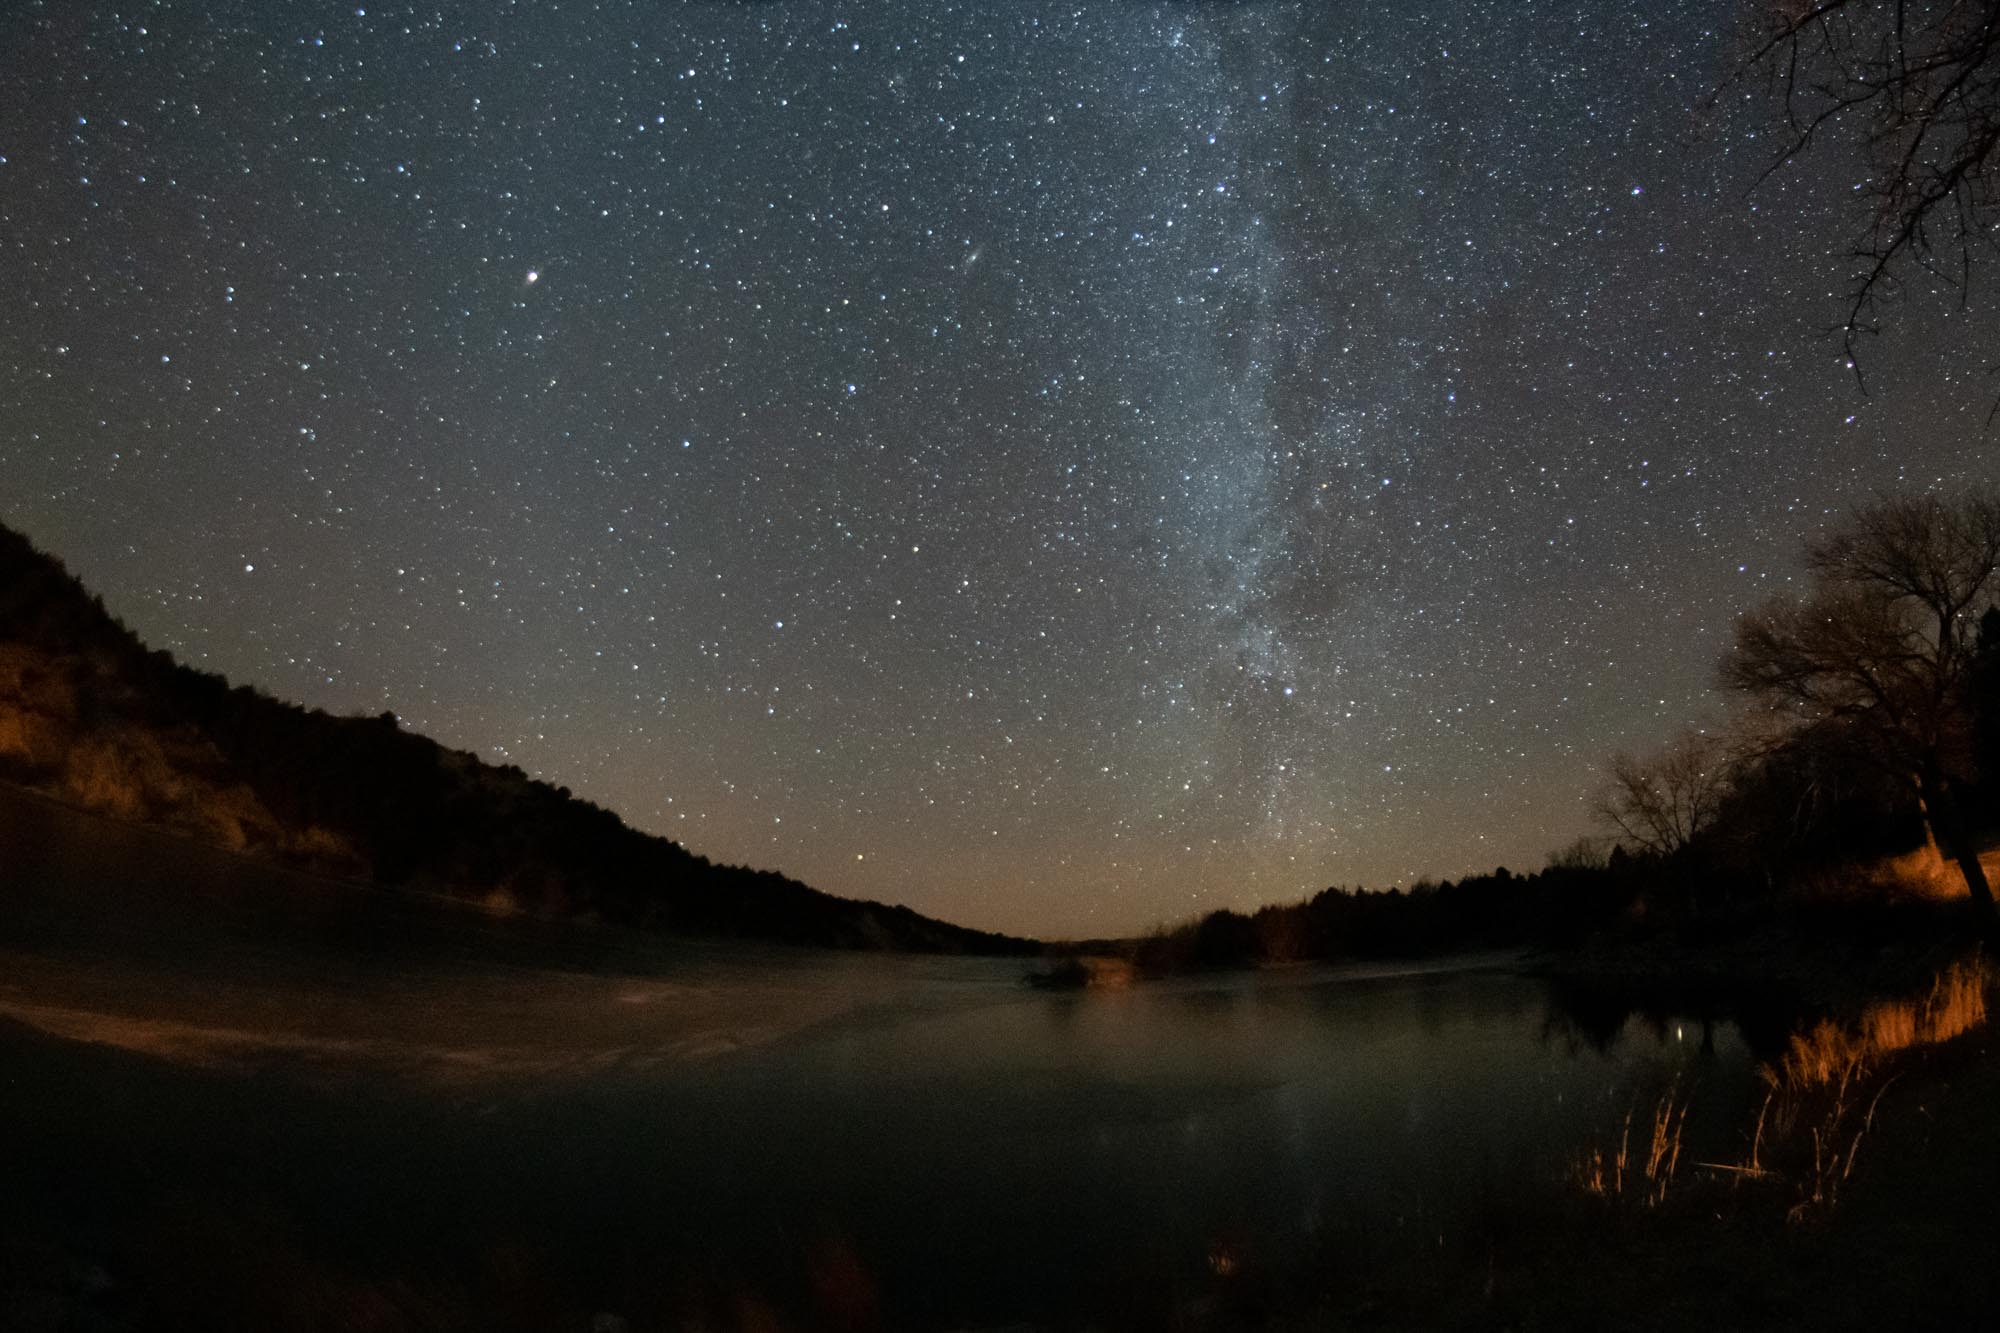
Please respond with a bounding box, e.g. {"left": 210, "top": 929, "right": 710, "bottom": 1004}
{"left": 1578, "top": 959, "right": 1989, "bottom": 1218}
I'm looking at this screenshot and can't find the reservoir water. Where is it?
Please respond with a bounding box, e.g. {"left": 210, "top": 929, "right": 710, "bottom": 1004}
{"left": 0, "top": 791, "right": 1764, "bottom": 1329}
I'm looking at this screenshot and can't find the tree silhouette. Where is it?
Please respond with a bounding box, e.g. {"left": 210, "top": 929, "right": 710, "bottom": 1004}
{"left": 1595, "top": 730, "right": 1733, "bottom": 859}
{"left": 1721, "top": 492, "right": 2000, "bottom": 925}
{"left": 1738, "top": 1, "right": 2000, "bottom": 387}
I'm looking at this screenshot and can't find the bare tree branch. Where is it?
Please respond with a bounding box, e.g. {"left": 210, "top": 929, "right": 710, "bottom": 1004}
{"left": 1736, "top": 1, "right": 2000, "bottom": 387}
{"left": 1596, "top": 731, "right": 1734, "bottom": 858}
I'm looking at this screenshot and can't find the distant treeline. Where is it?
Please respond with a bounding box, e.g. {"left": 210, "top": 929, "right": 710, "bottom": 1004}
{"left": 1117, "top": 789, "right": 1971, "bottom": 977}
{"left": 0, "top": 523, "right": 1030, "bottom": 955}
{"left": 1123, "top": 640, "right": 2000, "bottom": 976}
{"left": 1119, "top": 497, "right": 2000, "bottom": 976}
{"left": 1109, "top": 859, "right": 1640, "bottom": 975}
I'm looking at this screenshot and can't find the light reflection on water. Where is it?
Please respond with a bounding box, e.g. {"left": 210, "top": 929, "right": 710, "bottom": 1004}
{"left": 0, "top": 796, "right": 1762, "bottom": 1329}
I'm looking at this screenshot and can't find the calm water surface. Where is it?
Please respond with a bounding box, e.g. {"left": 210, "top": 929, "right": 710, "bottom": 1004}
{"left": 0, "top": 794, "right": 1763, "bottom": 1329}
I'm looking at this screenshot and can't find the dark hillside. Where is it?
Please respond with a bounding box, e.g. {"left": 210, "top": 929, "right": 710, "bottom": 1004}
{"left": 0, "top": 523, "right": 1030, "bottom": 955}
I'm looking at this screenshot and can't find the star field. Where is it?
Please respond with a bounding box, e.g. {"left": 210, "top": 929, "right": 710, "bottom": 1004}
{"left": 3, "top": 1, "right": 1995, "bottom": 936}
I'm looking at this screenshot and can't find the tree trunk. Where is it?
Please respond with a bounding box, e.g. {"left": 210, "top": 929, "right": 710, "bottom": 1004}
{"left": 1920, "top": 769, "right": 2000, "bottom": 937}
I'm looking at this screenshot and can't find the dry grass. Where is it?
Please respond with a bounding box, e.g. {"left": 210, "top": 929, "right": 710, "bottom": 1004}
{"left": 1758, "top": 959, "right": 1987, "bottom": 1219}
{"left": 1578, "top": 959, "right": 1989, "bottom": 1219}
{"left": 1804, "top": 842, "right": 2000, "bottom": 904}
{"left": 1775, "top": 960, "right": 1986, "bottom": 1092}
{"left": 1577, "top": 1080, "right": 1688, "bottom": 1207}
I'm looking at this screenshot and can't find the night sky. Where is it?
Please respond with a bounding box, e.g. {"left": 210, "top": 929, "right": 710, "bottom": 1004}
{"left": 3, "top": 1, "right": 1994, "bottom": 937}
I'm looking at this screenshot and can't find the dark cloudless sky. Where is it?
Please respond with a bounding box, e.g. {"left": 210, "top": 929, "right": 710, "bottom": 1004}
{"left": 2, "top": 0, "right": 1993, "bottom": 935}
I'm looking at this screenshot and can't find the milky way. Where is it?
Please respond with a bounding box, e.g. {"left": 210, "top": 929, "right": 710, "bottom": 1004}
{"left": 3, "top": 1, "right": 1995, "bottom": 935}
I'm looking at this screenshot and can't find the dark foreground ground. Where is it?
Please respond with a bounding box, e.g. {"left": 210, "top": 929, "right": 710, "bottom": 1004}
{"left": 6, "top": 986, "right": 1989, "bottom": 1333}
{"left": 1262, "top": 1018, "right": 1999, "bottom": 1332}
{"left": 2, "top": 789, "right": 1996, "bottom": 1331}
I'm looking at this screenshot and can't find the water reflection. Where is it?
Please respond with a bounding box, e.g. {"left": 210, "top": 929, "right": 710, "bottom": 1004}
{"left": 1555, "top": 957, "right": 1989, "bottom": 1224}
{"left": 0, "top": 800, "right": 1794, "bottom": 1330}
{"left": 1541, "top": 975, "right": 1805, "bottom": 1063}
{"left": 0, "top": 956, "right": 1764, "bottom": 1330}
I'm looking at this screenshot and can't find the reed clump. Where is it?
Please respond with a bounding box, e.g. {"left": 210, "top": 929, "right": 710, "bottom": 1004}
{"left": 1578, "top": 959, "right": 1989, "bottom": 1218}
{"left": 1755, "top": 959, "right": 1987, "bottom": 1218}
{"left": 1774, "top": 960, "right": 1986, "bottom": 1093}
{"left": 1576, "top": 1080, "right": 1688, "bottom": 1207}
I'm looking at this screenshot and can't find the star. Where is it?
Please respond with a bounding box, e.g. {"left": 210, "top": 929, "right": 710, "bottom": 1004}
{"left": 2, "top": 0, "right": 1991, "bottom": 937}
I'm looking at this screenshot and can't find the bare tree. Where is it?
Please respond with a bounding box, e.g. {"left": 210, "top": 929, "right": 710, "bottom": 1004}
{"left": 1736, "top": 1, "right": 2000, "bottom": 388}
{"left": 1546, "top": 834, "right": 1615, "bottom": 873}
{"left": 1596, "top": 730, "right": 1733, "bottom": 858}
{"left": 1721, "top": 492, "right": 2000, "bottom": 920}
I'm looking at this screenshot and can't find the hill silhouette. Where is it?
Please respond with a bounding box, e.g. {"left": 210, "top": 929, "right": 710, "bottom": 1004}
{"left": 0, "top": 522, "right": 1031, "bottom": 954}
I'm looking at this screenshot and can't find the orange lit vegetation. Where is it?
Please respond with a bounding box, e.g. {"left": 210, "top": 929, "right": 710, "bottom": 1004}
{"left": 1578, "top": 960, "right": 1989, "bottom": 1218}
{"left": 1576, "top": 1078, "right": 1690, "bottom": 1207}
{"left": 1757, "top": 960, "right": 1987, "bottom": 1220}
{"left": 1774, "top": 961, "right": 1987, "bottom": 1092}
